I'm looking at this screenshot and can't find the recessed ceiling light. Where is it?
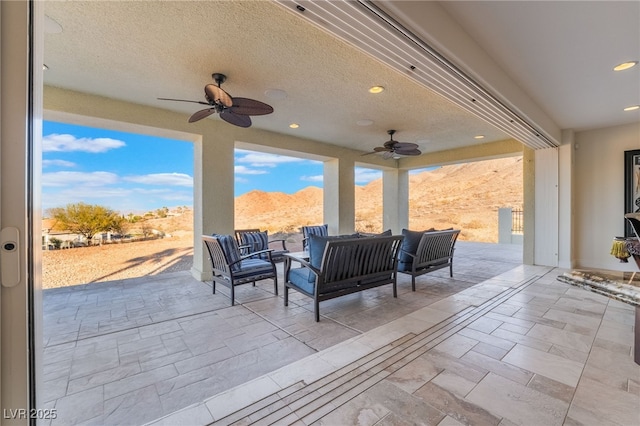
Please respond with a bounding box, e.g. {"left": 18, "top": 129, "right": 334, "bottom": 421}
{"left": 474, "top": 135, "right": 485, "bottom": 139}
{"left": 624, "top": 105, "right": 640, "bottom": 111}
{"left": 368, "top": 86, "right": 385, "bottom": 94}
{"left": 613, "top": 61, "right": 638, "bottom": 71}
{"left": 289, "top": 123, "right": 300, "bottom": 129}
{"left": 264, "top": 89, "right": 287, "bottom": 100}
{"left": 356, "top": 119, "right": 373, "bottom": 126}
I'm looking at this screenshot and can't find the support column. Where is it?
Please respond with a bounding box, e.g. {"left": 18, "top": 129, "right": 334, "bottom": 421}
{"left": 383, "top": 169, "right": 409, "bottom": 234}
{"left": 523, "top": 147, "right": 535, "bottom": 265}
{"left": 534, "top": 147, "right": 559, "bottom": 266}
{"left": 191, "top": 131, "right": 235, "bottom": 281}
{"left": 324, "top": 158, "right": 355, "bottom": 234}
{"left": 558, "top": 130, "right": 575, "bottom": 269}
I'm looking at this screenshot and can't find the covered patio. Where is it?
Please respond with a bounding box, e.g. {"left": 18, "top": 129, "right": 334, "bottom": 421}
{"left": 1, "top": 0, "right": 638, "bottom": 424}
{"left": 40, "top": 242, "right": 639, "bottom": 425}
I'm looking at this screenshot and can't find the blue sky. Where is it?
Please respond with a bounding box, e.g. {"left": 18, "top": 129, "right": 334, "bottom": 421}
{"left": 42, "top": 121, "right": 385, "bottom": 214}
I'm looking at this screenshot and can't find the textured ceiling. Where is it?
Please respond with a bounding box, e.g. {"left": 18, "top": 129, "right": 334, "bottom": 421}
{"left": 43, "top": 0, "right": 639, "bottom": 156}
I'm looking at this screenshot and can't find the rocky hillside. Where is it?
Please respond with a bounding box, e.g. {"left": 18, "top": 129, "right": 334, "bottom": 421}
{"left": 235, "top": 156, "right": 523, "bottom": 243}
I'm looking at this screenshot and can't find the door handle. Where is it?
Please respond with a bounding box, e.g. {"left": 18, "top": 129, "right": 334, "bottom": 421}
{"left": 1, "top": 227, "right": 20, "bottom": 287}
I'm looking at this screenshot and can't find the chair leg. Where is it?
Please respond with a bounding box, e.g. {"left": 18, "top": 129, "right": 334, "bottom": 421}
{"left": 315, "top": 299, "right": 320, "bottom": 322}
{"left": 212, "top": 281, "right": 216, "bottom": 294}
{"left": 449, "top": 261, "right": 453, "bottom": 277}
{"left": 392, "top": 281, "right": 397, "bottom": 298}
{"left": 231, "top": 285, "right": 235, "bottom": 306}
{"left": 411, "top": 276, "right": 416, "bottom": 292}
{"left": 284, "top": 286, "right": 289, "bottom": 306}
{"left": 273, "top": 270, "right": 278, "bottom": 296}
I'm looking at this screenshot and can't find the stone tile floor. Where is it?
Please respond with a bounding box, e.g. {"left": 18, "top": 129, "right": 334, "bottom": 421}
{"left": 40, "top": 242, "right": 640, "bottom": 425}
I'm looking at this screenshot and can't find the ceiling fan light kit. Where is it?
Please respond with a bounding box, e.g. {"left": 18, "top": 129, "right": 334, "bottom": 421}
{"left": 158, "top": 72, "right": 274, "bottom": 128}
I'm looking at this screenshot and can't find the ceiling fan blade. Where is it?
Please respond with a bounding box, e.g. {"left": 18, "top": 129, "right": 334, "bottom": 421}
{"left": 392, "top": 142, "right": 419, "bottom": 149}
{"left": 394, "top": 147, "right": 422, "bottom": 156}
{"left": 205, "top": 84, "right": 233, "bottom": 107}
{"left": 229, "top": 97, "right": 274, "bottom": 116}
{"left": 188, "top": 108, "right": 216, "bottom": 123}
{"left": 220, "top": 109, "right": 252, "bottom": 128}
{"left": 362, "top": 146, "right": 392, "bottom": 156}
{"left": 158, "top": 97, "right": 210, "bottom": 105}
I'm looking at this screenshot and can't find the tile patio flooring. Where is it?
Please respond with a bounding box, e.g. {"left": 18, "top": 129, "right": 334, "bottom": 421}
{"left": 40, "top": 242, "right": 640, "bottom": 425}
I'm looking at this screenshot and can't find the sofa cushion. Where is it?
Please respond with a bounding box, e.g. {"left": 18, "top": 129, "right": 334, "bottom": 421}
{"left": 307, "top": 234, "right": 360, "bottom": 283}
{"left": 358, "top": 229, "right": 392, "bottom": 237}
{"left": 288, "top": 267, "right": 316, "bottom": 294}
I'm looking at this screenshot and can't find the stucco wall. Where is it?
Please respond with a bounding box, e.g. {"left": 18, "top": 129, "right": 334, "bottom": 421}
{"left": 574, "top": 122, "right": 640, "bottom": 270}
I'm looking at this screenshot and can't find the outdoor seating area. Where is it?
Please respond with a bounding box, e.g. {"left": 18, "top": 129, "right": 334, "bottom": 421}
{"left": 39, "top": 241, "right": 640, "bottom": 425}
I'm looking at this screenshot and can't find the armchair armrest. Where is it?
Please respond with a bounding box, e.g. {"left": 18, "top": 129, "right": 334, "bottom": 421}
{"left": 284, "top": 255, "right": 320, "bottom": 280}
{"left": 242, "top": 248, "right": 274, "bottom": 262}
{"left": 267, "top": 238, "right": 288, "bottom": 251}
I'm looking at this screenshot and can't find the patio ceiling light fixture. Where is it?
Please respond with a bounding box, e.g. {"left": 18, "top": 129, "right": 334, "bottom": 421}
{"left": 289, "top": 123, "right": 300, "bottom": 128}
{"left": 614, "top": 61, "right": 638, "bottom": 71}
{"left": 368, "top": 85, "right": 385, "bottom": 94}
{"left": 624, "top": 105, "right": 640, "bottom": 112}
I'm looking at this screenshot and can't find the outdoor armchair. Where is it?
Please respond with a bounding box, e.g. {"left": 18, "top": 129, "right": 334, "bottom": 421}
{"left": 202, "top": 234, "right": 278, "bottom": 305}
{"left": 300, "top": 224, "right": 328, "bottom": 251}
{"left": 235, "top": 229, "right": 289, "bottom": 263}
{"left": 397, "top": 228, "right": 460, "bottom": 291}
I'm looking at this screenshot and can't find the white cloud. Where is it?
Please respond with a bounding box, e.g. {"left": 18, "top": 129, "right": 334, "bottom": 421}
{"left": 42, "top": 186, "right": 193, "bottom": 213}
{"left": 42, "top": 159, "right": 76, "bottom": 168}
{"left": 235, "top": 150, "right": 308, "bottom": 167}
{"left": 235, "top": 165, "right": 268, "bottom": 175}
{"left": 42, "top": 171, "right": 119, "bottom": 187}
{"left": 301, "top": 175, "right": 323, "bottom": 182}
{"left": 43, "top": 133, "right": 126, "bottom": 153}
{"left": 355, "top": 168, "right": 382, "bottom": 184}
{"left": 124, "top": 173, "right": 193, "bottom": 187}
{"left": 235, "top": 176, "right": 249, "bottom": 183}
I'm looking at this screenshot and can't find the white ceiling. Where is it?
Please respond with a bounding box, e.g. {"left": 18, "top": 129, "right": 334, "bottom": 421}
{"left": 42, "top": 1, "right": 639, "bottom": 156}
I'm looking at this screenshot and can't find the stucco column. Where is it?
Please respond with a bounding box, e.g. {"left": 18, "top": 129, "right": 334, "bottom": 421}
{"left": 191, "top": 131, "right": 235, "bottom": 281}
{"left": 523, "top": 147, "right": 535, "bottom": 265}
{"left": 383, "top": 169, "right": 409, "bottom": 233}
{"left": 558, "top": 130, "right": 574, "bottom": 269}
{"left": 324, "top": 158, "right": 355, "bottom": 234}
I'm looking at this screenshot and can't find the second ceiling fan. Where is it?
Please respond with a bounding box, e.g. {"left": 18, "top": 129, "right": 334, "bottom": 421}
{"left": 363, "top": 130, "right": 422, "bottom": 159}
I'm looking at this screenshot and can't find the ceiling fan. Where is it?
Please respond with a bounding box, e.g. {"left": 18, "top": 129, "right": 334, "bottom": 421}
{"left": 363, "top": 130, "right": 422, "bottom": 159}
{"left": 158, "top": 73, "right": 273, "bottom": 127}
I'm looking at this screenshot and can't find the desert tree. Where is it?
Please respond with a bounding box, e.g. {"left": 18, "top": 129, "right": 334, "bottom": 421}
{"left": 47, "top": 202, "right": 119, "bottom": 246}
{"left": 109, "top": 215, "right": 129, "bottom": 237}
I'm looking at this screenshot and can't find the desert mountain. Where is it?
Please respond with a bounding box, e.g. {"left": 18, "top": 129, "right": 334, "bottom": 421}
{"left": 235, "top": 156, "right": 523, "bottom": 243}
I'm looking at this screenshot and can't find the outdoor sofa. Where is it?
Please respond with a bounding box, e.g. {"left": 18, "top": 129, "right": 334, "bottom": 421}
{"left": 284, "top": 232, "right": 403, "bottom": 321}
